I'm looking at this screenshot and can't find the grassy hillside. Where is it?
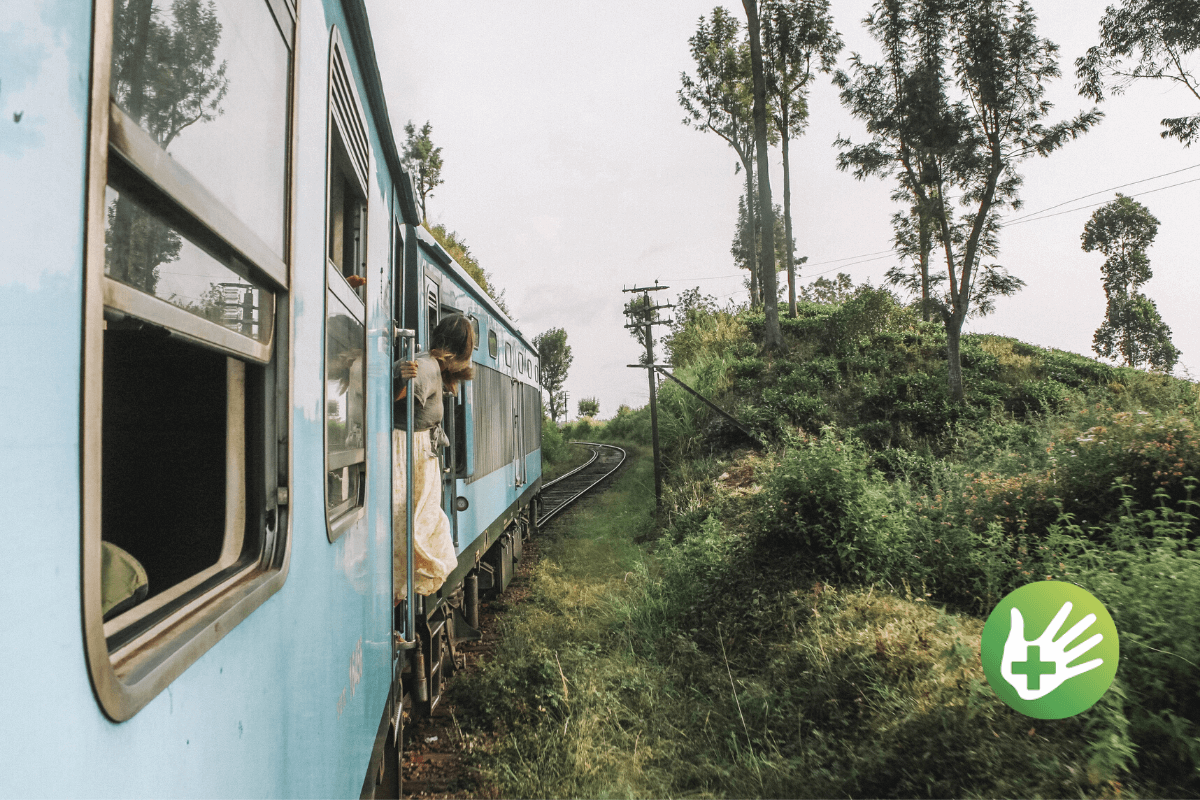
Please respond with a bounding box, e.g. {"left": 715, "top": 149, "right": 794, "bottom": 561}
{"left": 506, "top": 287, "right": 1200, "bottom": 797}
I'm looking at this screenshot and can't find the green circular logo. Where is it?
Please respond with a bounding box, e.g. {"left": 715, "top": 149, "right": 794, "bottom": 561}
{"left": 980, "top": 581, "right": 1119, "bottom": 719}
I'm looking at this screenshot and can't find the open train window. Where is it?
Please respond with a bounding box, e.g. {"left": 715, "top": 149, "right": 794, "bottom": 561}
{"left": 424, "top": 276, "right": 440, "bottom": 345}
{"left": 83, "top": 0, "right": 294, "bottom": 721}
{"left": 488, "top": 329, "right": 498, "bottom": 359}
{"left": 325, "top": 31, "right": 369, "bottom": 539}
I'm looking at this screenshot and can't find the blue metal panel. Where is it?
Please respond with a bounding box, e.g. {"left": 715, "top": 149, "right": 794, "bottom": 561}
{"left": 1, "top": 0, "right": 543, "bottom": 794}
{"left": 0, "top": 3, "right": 97, "bottom": 794}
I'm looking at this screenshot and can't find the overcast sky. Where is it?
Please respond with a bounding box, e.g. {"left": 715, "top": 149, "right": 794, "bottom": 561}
{"left": 367, "top": 0, "right": 1198, "bottom": 418}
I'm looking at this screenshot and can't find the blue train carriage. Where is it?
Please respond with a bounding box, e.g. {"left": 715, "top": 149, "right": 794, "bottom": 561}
{"left": 394, "top": 226, "right": 544, "bottom": 718}
{"left": 0, "top": 0, "right": 545, "bottom": 796}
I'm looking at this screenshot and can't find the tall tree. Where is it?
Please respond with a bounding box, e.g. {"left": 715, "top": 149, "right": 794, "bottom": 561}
{"left": 731, "top": 195, "right": 790, "bottom": 292}
{"left": 837, "top": 0, "right": 1100, "bottom": 402}
{"left": 1077, "top": 0, "right": 1200, "bottom": 145}
{"left": 1082, "top": 194, "right": 1179, "bottom": 371}
{"left": 401, "top": 120, "right": 443, "bottom": 223}
{"left": 835, "top": 0, "right": 958, "bottom": 324}
{"left": 534, "top": 328, "right": 573, "bottom": 423}
{"left": 679, "top": 8, "right": 766, "bottom": 305}
{"left": 742, "top": 0, "right": 785, "bottom": 351}
{"left": 761, "top": 0, "right": 842, "bottom": 317}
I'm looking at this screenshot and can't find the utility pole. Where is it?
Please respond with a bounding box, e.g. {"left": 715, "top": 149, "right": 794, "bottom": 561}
{"left": 623, "top": 282, "right": 673, "bottom": 511}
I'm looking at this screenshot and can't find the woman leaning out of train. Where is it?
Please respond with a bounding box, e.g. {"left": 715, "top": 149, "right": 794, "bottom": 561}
{"left": 392, "top": 314, "right": 475, "bottom": 605}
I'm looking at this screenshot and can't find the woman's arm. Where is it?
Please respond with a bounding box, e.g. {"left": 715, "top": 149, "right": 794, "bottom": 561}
{"left": 394, "top": 360, "right": 417, "bottom": 401}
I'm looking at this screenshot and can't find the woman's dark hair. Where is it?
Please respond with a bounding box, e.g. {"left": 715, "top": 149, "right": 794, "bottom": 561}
{"left": 430, "top": 314, "right": 475, "bottom": 388}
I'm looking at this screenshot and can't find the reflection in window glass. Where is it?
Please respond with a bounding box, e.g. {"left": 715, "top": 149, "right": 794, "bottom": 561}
{"left": 326, "top": 292, "right": 365, "bottom": 513}
{"left": 110, "top": 0, "right": 290, "bottom": 256}
{"left": 103, "top": 185, "right": 272, "bottom": 342}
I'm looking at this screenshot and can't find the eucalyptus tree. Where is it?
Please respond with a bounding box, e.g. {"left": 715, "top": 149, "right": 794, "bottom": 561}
{"left": 761, "top": 0, "right": 842, "bottom": 317}
{"left": 837, "top": 0, "right": 1101, "bottom": 403}
{"left": 401, "top": 120, "right": 443, "bottom": 223}
{"left": 534, "top": 328, "right": 573, "bottom": 423}
{"left": 741, "top": 0, "right": 785, "bottom": 351}
{"left": 1082, "top": 195, "right": 1179, "bottom": 371}
{"left": 731, "top": 195, "right": 789, "bottom": 288}
{"left": 834, "top": 0, "right": 956, "bottom": 324}
{"left": 679, "top": 8, "right": 767, "bottom": 305}
{"left": 1077, "top": 0, "right": 1200, "bottom": 145}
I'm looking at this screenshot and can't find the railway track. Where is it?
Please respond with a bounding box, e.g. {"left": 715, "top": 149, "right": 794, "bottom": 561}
{"left": 537, "top": 442, "right": 627, "bottom": 526}
{"left": 401, "top": 442, "right": 626, "bottom": 796}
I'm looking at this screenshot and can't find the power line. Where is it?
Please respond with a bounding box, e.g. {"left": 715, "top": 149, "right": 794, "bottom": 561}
{"left": 666, "top": 162, "right": 1200, "bottom": 293}
{"left": 1001, "top": 175, "right": 1200, "bottom": 228}
{"left": 1003, "top": 162, "right": 1200, "bottom": 225}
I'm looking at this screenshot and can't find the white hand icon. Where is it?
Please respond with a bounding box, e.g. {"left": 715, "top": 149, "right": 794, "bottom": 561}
{"left": 1000, "top": 601, "right": 1105, "bottom": 700}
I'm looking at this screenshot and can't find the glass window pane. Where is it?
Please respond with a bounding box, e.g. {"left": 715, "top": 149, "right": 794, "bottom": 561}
{"left": 326, "top": 290, "right": 365, "bottom": 500}
{"left": 104, "top": 185, "right": 272, "bottom": 343}
{"left": 110, "top": 0, "right": 289, "bottom": 257}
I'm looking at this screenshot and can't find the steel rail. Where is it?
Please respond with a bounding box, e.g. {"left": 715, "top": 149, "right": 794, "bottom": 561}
{"left": 540, "top": 444, "right": 600, "bottom": 490}
{"left": 536, "top": 442, "right": 626, "bottom": 526}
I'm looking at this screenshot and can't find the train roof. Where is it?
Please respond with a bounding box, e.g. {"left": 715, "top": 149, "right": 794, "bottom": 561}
{"left": 340, "top": 0, "right": 535, "bottom": 356}
{"left": 414, "top": 227, "right": 535, "bottom": 353}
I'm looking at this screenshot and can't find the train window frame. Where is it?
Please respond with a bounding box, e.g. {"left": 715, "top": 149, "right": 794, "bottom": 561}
{"left": 324, "top": 29, "right": 370, "bottom": 542}
{"left": 504, "top": 342, "right": 513, "bottom": 367}
{"left": 469, "top": 315, "right": 480, "bottom": 350}
{"left": 81, "top": 0, "right": 296, "bottom": 722}
{"left": 487, "top": 329, "right": 498, "bottom": 359}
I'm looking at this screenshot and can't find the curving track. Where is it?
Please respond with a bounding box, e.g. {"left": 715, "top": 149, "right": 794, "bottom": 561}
{"left": 537, "top": 442, "right": 627, "bottom": 526}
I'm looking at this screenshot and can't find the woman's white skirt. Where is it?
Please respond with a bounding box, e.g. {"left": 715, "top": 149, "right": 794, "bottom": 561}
{"left": 392, "top": 428, "right": 457, "bottom": 603}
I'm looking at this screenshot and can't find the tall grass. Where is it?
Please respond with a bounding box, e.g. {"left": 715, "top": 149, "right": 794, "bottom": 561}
{"left": 478, "top": 289, "right": 1200, "bottom": 797}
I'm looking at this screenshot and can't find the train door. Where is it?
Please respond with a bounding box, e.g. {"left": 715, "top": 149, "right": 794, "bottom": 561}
{"left": 512, "top": 375, "right": 526, "bottom": 487}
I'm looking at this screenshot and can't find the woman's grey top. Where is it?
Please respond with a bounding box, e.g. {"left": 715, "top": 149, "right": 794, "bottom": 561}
{"left": 393, "top": 353, "right": 444, "bottom": 432}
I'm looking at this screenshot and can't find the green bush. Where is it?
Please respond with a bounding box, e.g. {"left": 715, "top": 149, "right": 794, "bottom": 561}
{"left": 751, "top": 431, "right": 918, "bottom": 583}
{"left": 540, "top": 416, "right": 569, "bottom": 465}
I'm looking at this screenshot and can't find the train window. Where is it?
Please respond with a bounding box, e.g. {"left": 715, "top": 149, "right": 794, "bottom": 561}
{"left": 325, "top": 32, "right": 369, "bottom": 539}
{"left": 469, "top": 316, "right": 480, "bottom": 350}
{"left": 505, "top": 342, "right": 513, "bottom": 367}
{"left": 488, "top": 329, "right": 498, "bottom": 359}
{"left": 84, "top": 0, "right": 295, "bottom": 721}
{"left": 425, "top": 280, "right": 439, "bottom": 344}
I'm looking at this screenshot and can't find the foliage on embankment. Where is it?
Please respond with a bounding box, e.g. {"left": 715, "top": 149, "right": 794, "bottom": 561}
{"left": 501, "top": 287, "right": 1200, "bottom": 797}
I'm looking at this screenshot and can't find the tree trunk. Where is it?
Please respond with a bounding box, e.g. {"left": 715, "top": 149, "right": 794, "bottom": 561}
{"left": 918, "top": 205, "right": 931, "bottom": 322}
{"left": 743, "top": 0, "right": 783, "bottom": 351}
{"left": 946, "top": 313, "right": 964, "bottom": 403}
{"left": 781, "top": 126, "right": 797, "bottom": 318}
{"left": 743, "top": 163, "right": 759, "bottom": 306}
